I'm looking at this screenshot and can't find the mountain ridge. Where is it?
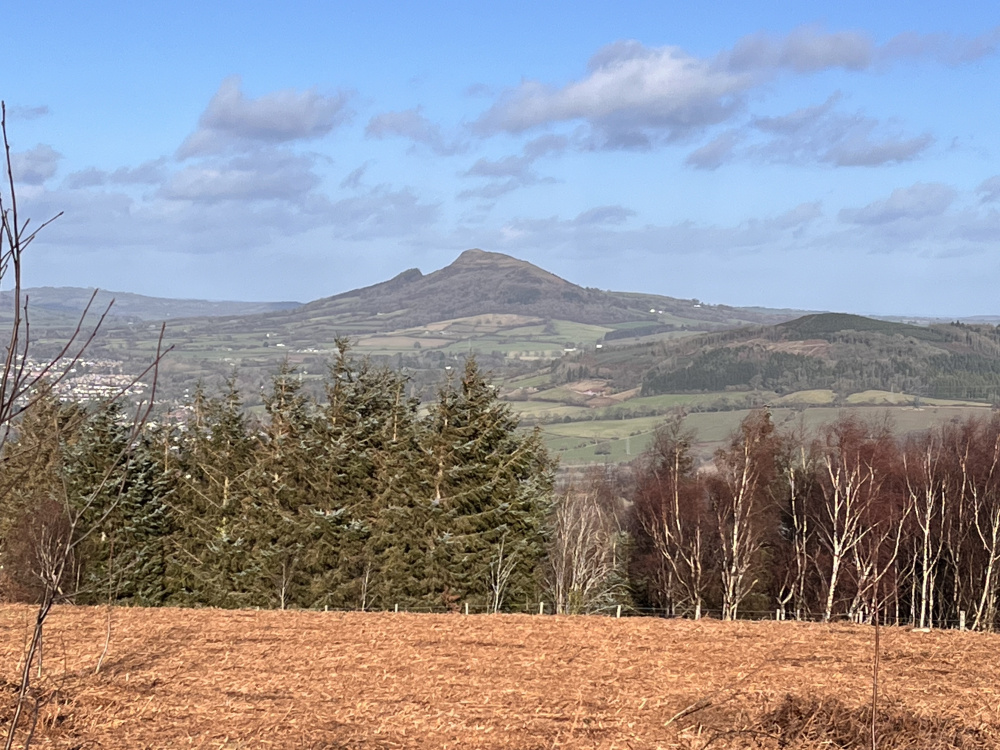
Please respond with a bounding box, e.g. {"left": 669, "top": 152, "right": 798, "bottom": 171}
{"left": 284, "top": 248, "right": 816, "bottom": 331}
{"left": 1, "top": 287, "right": 301, "bottom": 322}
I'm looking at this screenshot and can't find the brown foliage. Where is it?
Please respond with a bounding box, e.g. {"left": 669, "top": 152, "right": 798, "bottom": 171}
{"left": 757, "top": 694, "right": 991, "bottom": 749}
{"left": 2, "top": 606, "right": 999, "bottom": 749}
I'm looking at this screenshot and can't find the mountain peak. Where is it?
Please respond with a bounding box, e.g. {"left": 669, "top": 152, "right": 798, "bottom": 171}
{"left": 449, "top": 248, "right": 529, "bottom": 269}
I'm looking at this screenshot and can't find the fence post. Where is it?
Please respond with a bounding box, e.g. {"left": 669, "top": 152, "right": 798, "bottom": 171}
{"left": 464, "top": 602, "right": 469, "bottom": 616}
{"left": 616, "top": 604, "right": 622, "bottom": 619}
{"left": 960, "top": 610, "right": 967, "bottom": 631}
{"left": 539, "top": 601, "right": 545, "bottom": 615}
{"left": 394, "top": 603, "right": 399, "bottom": 614}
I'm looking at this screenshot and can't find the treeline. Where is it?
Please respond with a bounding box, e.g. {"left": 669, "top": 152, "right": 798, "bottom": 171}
{"left": 0, "top": 344, "right": 553, "bottom": 612}
{"left": 10, "top": 342, "right": 1000, "bottom": 630}
{"left": 628, "top": 409, "right": 1000, "bottom": 629}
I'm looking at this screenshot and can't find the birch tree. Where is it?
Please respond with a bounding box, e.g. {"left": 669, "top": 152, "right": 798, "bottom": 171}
{"left": 633, "top": 416, "right": 711, "bottom": 619}
{"left": 546, "top": 469, "right": 629, "bottom": 615}
{"left": 711, "top": 409, "right": 779, "bottom": 620}
{"left": 814, "top": 415, "right": 891, "bottom": 622}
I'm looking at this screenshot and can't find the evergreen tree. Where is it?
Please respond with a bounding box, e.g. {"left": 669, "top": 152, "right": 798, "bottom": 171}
{"left": 166, "top": 379, "right": 258, "bottom": 607}
{"left": 0, "top": 396, "right": 86, "bottom": 601}
{"left": 67, "top": 403, "right": 173, "bottom": 606}
{"left": 247, "top": 361, "right": 321, "bottom": 608}
{"left": 0, "top": 397, "right": 171, "bottom": 606}
{"left": 311, "top": 341, "right": 424, "bottom": 609}
{"left": 419, "top": 357, "right": 554, "bottom": 611}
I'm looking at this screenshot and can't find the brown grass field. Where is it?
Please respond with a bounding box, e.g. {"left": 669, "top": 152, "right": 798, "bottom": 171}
{"left": 2, "top": 606, "right": 999, "bottom": 748}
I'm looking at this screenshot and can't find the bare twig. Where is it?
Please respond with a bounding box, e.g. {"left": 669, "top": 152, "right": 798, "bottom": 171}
{"left": 0, "top": 99, "right": 170, "bottom": 750}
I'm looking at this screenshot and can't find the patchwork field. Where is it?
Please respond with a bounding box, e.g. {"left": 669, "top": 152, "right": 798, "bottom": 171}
{"left": 1, "top": 606, "right": 997, "bottom": 748}
{"left": 539, "top": 404, "right": 995, "bottom": 465}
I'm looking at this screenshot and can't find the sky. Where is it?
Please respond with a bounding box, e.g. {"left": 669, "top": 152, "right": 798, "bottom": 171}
{"left": 3, "top": 1, "right": 1000, "bottom": 316}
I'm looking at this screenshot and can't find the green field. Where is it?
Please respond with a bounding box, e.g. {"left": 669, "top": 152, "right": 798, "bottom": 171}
{"left": 540, "top": 404, "right": 995, "bottom": 465}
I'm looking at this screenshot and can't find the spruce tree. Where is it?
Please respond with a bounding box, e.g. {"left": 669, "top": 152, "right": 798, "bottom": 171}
{"left": 67, "top": 402, "right": 173, "bottom": 606}
{"left": 311, "top": 341, "right": 423, "bottom": 609}
{"left": 419, "top": 357, "right": 554, "bottom": 611}
{"left": 166, "top": 379, "right": 258, "bottom": 607}
{"left": 248, "top": 361, "right": 320, "bottom": 608}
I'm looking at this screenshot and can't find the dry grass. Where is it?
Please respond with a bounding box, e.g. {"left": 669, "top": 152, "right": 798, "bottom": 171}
{"left": 1, "top": 606, "right": 998, "bottom": 748}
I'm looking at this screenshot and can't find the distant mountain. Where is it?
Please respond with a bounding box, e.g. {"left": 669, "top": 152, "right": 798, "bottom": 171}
{"left": 37, "top": 249, "right": 816, "bottom": 403}
{"left": 0, "top": 287, "right": 301, "bottom": 322}
{"left": 197, "top": 248, "right": 816, "bottom": 334}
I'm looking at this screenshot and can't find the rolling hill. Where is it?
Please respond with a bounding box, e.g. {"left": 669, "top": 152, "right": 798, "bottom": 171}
{"left": 0, "top": 287, "right": 301, "bottom": 323}
{"left": 33, "top": 249, "right": 816, "bottom": 403}
{"left": 634, "top": 313, "right": 1000, "bottom": 401}
{"left": 12, "top": 251, "right": 1000, "bottom": 465}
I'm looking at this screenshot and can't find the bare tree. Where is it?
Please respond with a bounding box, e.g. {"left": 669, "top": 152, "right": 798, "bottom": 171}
{"left": 633, "top": 417, "right": 711, "bottom": 619}
{"left": 902, "top": 434, "right": 947, "bottom": 629}
{"left": 546, "top": 469, "right": 628, "bottom": 615}
{"left": 966, "top": 419, "right": 1000, "bottom": 630}
{"left": 487, "top": 533, "right": 518, "bottom": 613}
{"left": 776, "top": 443, "right": 817, "bottom": 621}
{"left": 0, "top": 102, "right": 168, "bottom": 750}
{"left": 710, "top": 409, "right": 779, "bottom": 621}
{"left": 814, "top": 416, "right": 891, "bottom": 623}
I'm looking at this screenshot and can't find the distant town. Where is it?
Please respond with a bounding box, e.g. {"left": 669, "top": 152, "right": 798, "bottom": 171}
{"left": 24, "top": 356, "right": 148, "bottom": 402}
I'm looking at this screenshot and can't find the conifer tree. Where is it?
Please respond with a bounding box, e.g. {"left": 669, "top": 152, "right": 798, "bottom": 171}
{"left": 166, "top": 379, "right": 257, "bottom": 607}
{"left": 311, "top": 341, "right": 424, "bottom": 608}
{"left": 419, "top": 357, "right": 554, "bottom": 610}
{"left": 0, "top": 396, "right": 87, "bottom": 601}
{"left": 248, "top": 361, "right": 320, "bottom": 608}
{"left": 67, "top": 403, "right": 173, "bottom": 606}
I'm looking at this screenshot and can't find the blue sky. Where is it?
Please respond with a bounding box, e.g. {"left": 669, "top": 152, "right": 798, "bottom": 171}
{"left": 4, "top": 1, "right": 999, "bottom": 316}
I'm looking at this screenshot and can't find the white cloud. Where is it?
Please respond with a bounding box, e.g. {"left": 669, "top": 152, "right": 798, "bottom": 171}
{"left": 326, "top": 186, "right": 440, "bottom": 240}
{"left": 750, "top": 95, "right": 933, "bottom": 167}
{"left": 340, "top": 163, "right": 369, "bottom": 190}
{"left": 474, "top": 25, "right": 998, "bottom": 155}
{"left": 723, "top": 26, "right": 874, "bottom": 72}
{"left": 64, "top": 159, "right": 167, "bottom": 189}
{"left": 685, "top": 130, "right": 742, "bottom": 169}
{"left": 177, "top": 76, "right": 353, "bottom": 158}
{"left": 977, "top": 176, "right": 1000, "bottom": 203}
{"left": 573, "top": 205, "right": 635, "bottom": 226}
{"left": 458, "top": 135, "right": 567, "bottom": 201}
{"left": 10, "top": 144, "right": 61, "bottom": 185}
{"left": 365, "top": 107, "right": 465, "bottom": 155}
{"left": 475, "top": 41, "right": 748, "bottom": 146}
{"left": 6, "top": 104, "right": 50, "bottom": 121}
{"left": 839, "top": 183, "right": 956, "bottom": 225}
{"left": 879, "top": 27, "right": 1000, "bottom": 65}
{"left": 686, "top": 94, "right": 933, "bottom": 169}
{"left": 161, "top": 151, "right": 321, "bottom": 204}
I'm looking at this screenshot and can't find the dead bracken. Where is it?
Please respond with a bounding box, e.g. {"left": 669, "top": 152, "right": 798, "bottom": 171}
{"left": 2, "top": 606, "right": 999, "bottom": 749}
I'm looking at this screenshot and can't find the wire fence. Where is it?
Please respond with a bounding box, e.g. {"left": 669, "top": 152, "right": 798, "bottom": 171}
{"left": 308, "top": 601, "right": 980, "bottom": 631}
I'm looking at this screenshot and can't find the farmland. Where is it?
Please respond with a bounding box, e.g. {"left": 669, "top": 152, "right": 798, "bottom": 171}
{"left": 1, "top": 606, "right": 997, "bottom": 748}
{"left": 535, "top": 402, "right": 994, "bottom": 464}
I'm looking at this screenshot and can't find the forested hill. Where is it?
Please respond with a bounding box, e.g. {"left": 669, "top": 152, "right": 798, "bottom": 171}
{"left": 639, "top": 313, "right": 1000, "bottom": 401}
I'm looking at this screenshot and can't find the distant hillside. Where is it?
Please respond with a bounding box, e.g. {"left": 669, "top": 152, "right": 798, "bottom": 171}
{"left": 1, "top": 287, "right": 301, "bottom": 322}
{"left": 637, "top": 313, "right": 1000, "bottom": 402}
{"left": 287, "top": 249, "right": 811, "bottom": 330}
{"left": 779, "top": 313, "right": 949, "bottom": 342}
{"left": 61, "top": 249, "right": 817, "bottom": 403}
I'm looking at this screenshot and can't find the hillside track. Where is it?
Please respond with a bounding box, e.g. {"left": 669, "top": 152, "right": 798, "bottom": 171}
{"left": 1, "top": 606, "right": 998, "bottom": 748}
